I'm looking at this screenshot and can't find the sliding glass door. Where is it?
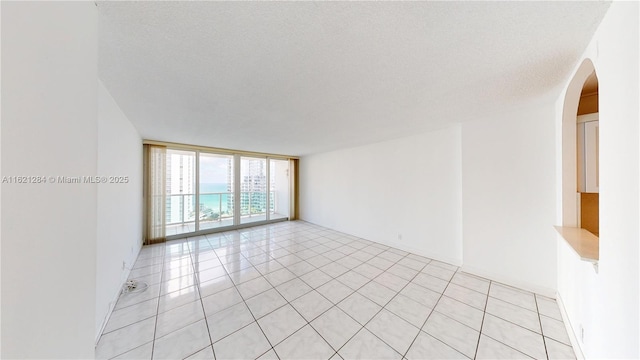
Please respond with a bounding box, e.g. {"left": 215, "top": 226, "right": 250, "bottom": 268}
{"left": 199, "top": 153, "right": 234, "bottom": 230}
{"left": 160, "top": 146, "right": 293, "bottom": 238}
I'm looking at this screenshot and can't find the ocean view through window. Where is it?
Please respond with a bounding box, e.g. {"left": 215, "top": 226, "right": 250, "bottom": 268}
{"left": 156, "top": 143, "right": 295, "bottom": 238}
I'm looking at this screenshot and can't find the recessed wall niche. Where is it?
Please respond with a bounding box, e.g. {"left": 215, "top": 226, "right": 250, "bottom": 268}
{"left": 576, "top": 71, "right": 599, "bottom": 236}
{"left": 557, "top": 59, "right": 599, "bottom": 263}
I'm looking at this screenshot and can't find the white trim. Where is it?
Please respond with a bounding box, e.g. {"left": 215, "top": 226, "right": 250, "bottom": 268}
{"left": 195, "top": 151, "right": 200, "bottom": 231}
{"left": 460, "top": 265, "right": 557, "bottom": 298}
{"left": 94, "top": 245, "right": 141, "bottom": 346}
{"left": 233, "top": 154, "right": 241, "bottom": 225}
{"left": 380, "top": 240, "right": 462, "bottom": 268}
{"left": 556, "top": 293, "right": 586, "bottom": 360}
{"left": 576, "top": 112, "right": 599, "bottom": 124}
{"left": 266, "top": 157, "right": 271, "bottom": 221}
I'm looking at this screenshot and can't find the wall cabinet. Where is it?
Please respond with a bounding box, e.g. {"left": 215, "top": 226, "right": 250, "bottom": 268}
{"left": 577, "top": 113, "right": 599, "bottom": 193}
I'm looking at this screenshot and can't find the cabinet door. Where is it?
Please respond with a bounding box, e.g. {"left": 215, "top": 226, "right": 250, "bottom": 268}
{"left": 584, "top": 121, "right": 599, "bottom": 193}
{"left": 577, "top": 122, "right": 586, "bottom": 193}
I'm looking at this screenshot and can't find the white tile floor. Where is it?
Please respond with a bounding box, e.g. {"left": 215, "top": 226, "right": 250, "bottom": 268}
{"left": 96, "top": 221, "right": 576, "bottom": 360}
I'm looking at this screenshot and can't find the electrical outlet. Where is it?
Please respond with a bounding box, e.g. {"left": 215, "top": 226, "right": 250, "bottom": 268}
{"left": 580, "top": 325, "right": 585, "bottom": 342}
{"left": 122, "top": 261, "right": 126, "bottom": 270}
{"left": 398, "top": 233, "right": 402, "bottom": 241}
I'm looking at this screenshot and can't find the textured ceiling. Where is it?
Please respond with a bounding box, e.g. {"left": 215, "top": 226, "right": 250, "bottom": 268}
{"left": 98, "top": 1, "right": 610, "bottom": 156}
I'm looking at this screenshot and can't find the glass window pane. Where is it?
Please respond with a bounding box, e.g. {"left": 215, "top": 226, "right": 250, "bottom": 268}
{"left": 162, "top": 148, "right": 291, "bottom": 237}
{"left": 199, "top": 153, "right": 234, "bottom": 230}
{"left": 240, "top": 157, "right": 267, "bottom": 224}
{"left": 165, "top": 149, "right": 196, "bottom": 236}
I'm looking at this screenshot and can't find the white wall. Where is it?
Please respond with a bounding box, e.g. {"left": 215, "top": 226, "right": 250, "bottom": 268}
{"left": 1, "top": 2, "right": 98, "bottom": 358}
{"left": 300, "top": 125, "right": 463, "bottom": 265}
{"left": 461, "top": 97, "right": 558, "bottom": 296}
{"left": 95, "top": 80, "right": 143, "bottom": 340}
{"left": 0, "top": 3, "right": 3, "bottom": 353}
{"left": 557, "top": 2, "right": 639, "bottom": 358}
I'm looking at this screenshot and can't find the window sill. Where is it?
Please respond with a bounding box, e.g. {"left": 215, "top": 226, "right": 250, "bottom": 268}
{"left": 554, "top": 226, "right": 599, "bottom": 263}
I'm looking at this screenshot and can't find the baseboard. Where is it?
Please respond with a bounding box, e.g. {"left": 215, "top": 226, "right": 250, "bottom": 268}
{"left": 556, "top": 293, "right": 585, "bottom": 360}
{"left": 298, "top": 219, "right": 463, "bottom": 267}
{"left": 94, "top": 244, "right": 142, "bottom": 346}
{"left": 372, "top": 238, "right": 463, "bottom": 267}
{"left": 95, "top": 281, "right": 125, "bottom": 346}
{"left": 459, "top": 265, "right": 557, "bottom": 298}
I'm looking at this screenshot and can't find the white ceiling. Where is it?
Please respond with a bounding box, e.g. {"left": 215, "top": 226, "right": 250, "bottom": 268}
{"left": 98, "top": 1, "right": 610, "bottom": 156}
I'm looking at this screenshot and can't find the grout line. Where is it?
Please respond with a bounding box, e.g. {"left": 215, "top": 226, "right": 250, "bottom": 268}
{"left": 535, "top": 294, "right": 550, "bottom": 360}
{"left": 480, "top": 333, "right": 537, "bottom": 359}
{"left": 188, "top": 239, "right": 216, "bottom": 359}
{"left": 325, "top": 252, "right": 427, "bottom": 358}
{"left": 400, "top": 267, "right": 460, "bottom": 359}
{"left": 124, "top": 221, "right": 561, "bottom": 360}
{"left": 473, "top": 280, "right": 491, "bottom": 359}
{"left": 249, "top": 233, "right": 360, "bottom": 355}
{"left": 148, "top": 244, "right": 166, "bottom": 360}
{"left": 207, "top": 230, "right": 281, "bottom": 359}
{"left": 210, "top": 230, "right": 413, "bottom": 356}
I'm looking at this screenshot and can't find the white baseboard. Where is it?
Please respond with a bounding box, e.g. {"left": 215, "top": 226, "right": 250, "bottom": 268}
{"left": 94, "top": 246, "right": 141, "bottom": 346}
{"left": 371, "top": 238, "right": 463, "bottom": 267}
{"left": 556, "top": 293, "right": 585, "bottom": 360}
{"left": 459, "top": 265, "right": 556, "bottom": 298}
{"left": 95, "top": 281, "right": 125, "bottom": 346}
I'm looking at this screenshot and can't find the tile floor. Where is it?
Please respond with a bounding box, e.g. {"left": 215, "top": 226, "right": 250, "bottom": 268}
{"left": 96, "top": 221, "right": 576, "bottom": 360}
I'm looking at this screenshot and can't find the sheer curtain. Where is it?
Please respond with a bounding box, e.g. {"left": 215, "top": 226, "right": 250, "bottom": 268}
{"left": 144, "top": 145, "right": 166, "bottom": 244}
